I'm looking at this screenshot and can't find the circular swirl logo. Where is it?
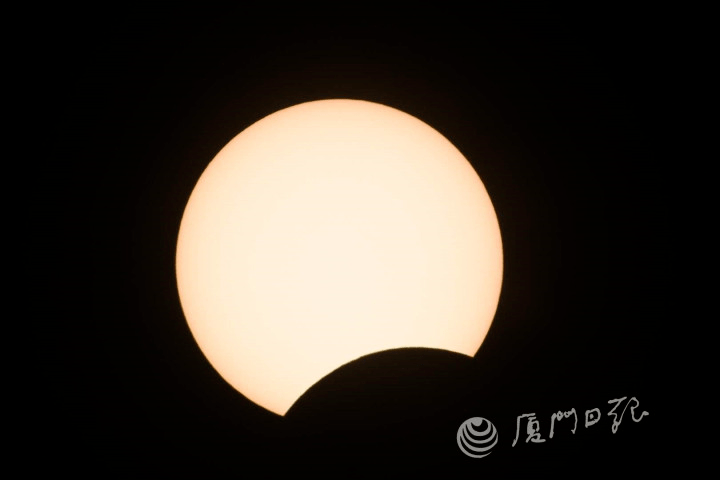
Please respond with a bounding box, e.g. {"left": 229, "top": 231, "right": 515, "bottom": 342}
{"left": 457, "top": 417, "right": 498, "bottom": 458}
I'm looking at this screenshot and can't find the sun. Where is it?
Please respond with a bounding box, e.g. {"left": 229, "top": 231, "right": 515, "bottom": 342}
{"left": 176, "top": 99, "right": 503, "bottom": 416}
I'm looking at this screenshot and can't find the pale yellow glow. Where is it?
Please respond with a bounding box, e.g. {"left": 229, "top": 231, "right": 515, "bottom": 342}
{"left": 176, "top": 99, "right": 503, "bottom": 416}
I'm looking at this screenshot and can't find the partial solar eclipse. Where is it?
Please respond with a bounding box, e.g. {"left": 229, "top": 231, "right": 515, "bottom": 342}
{"left": 176, "top": 99, "right": 503, "bottom": 416}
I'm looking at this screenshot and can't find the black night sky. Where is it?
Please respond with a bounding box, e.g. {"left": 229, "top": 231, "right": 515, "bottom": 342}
{"left": 51, "top": 7, "right": 668, "bottom": 476}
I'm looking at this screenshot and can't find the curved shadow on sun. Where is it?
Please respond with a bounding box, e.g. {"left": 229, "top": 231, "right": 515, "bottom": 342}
{"left": 283, "top": 347, "right": 480, "bottom": 428}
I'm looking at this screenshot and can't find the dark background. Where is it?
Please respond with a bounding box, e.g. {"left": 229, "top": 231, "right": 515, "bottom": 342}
{"left": 49, "top": 7, "right": 668, "bottom": 476}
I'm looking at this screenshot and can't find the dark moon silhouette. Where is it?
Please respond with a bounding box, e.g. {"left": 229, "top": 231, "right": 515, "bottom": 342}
{"left": 282, "top": 348, "right": 485, "bottom": 466}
